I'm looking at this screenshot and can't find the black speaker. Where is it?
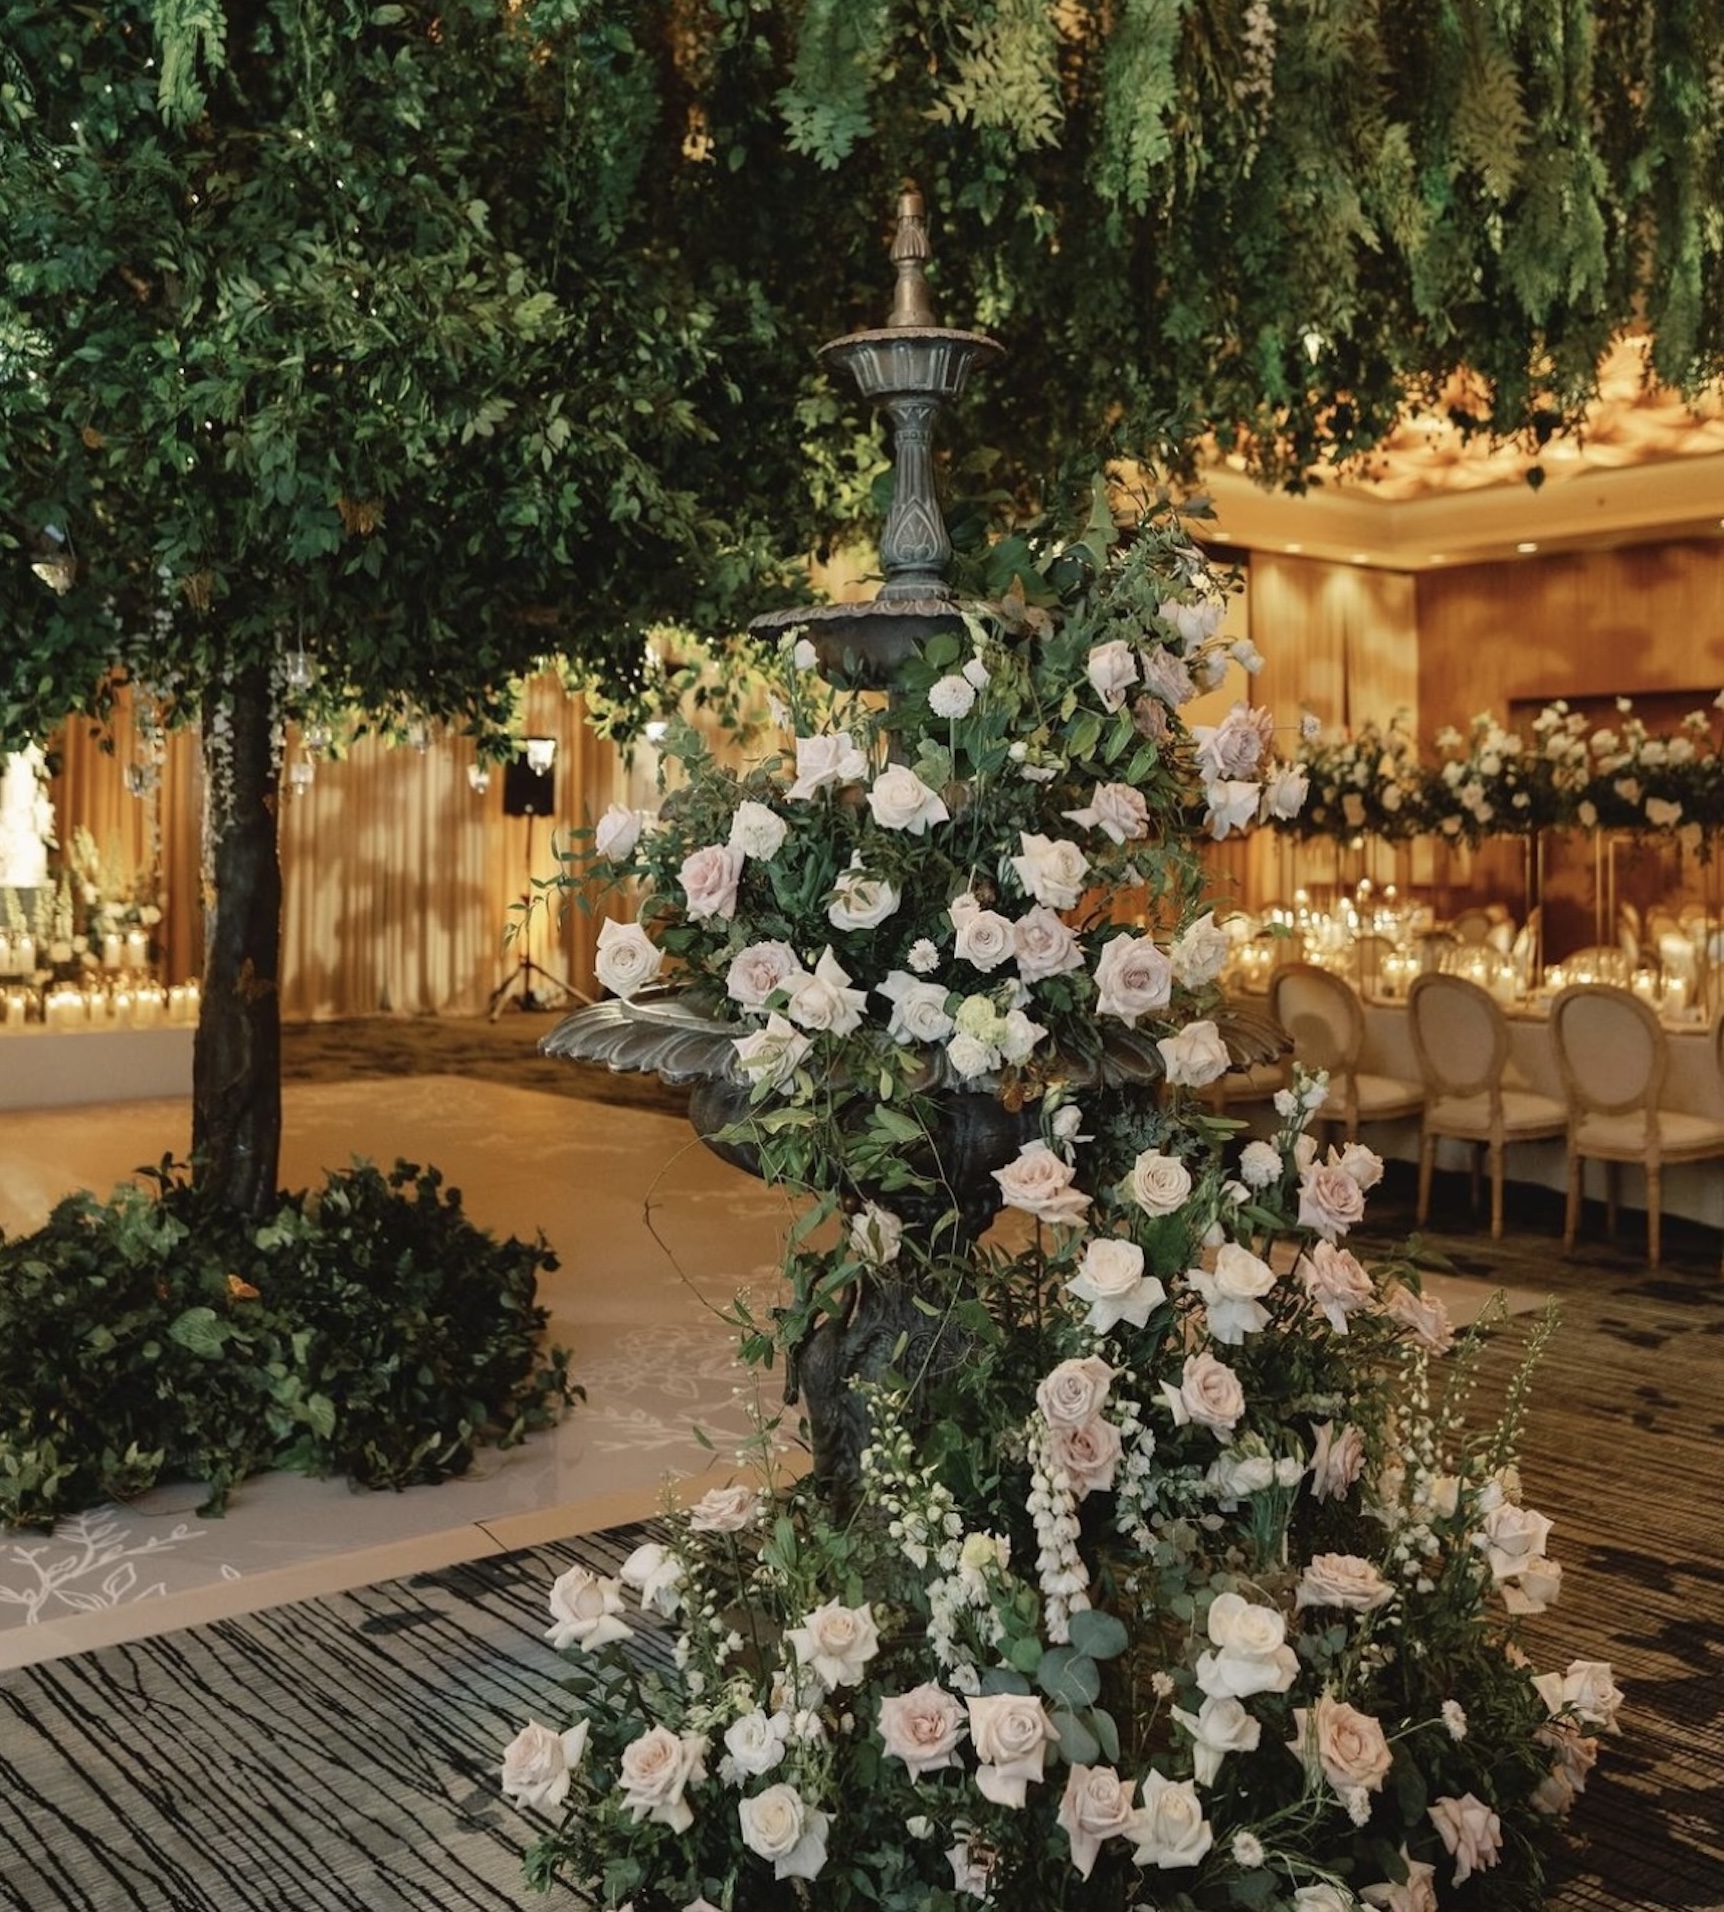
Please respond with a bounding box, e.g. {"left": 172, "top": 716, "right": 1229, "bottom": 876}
{"left": 502, "top": 755, "right": 556, "bottom": 817}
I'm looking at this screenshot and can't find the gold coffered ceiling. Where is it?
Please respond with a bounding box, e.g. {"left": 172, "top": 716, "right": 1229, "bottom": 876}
{"left": 1199, "top": 337, "right": 1724, "bottom": 570}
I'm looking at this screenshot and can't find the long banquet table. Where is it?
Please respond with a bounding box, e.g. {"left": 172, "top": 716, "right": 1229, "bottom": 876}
{"left": 1350, "top": 995, "right": 1724, "bottom": 1232}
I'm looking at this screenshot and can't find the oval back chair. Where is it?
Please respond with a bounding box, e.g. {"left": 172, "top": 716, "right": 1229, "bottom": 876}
{"left": 1405, "top": 973, "right": 1566, "bottom": 1238}
{"left": 1269, "top": 963, "right": 1423, "bottom": 1143}
{"left": 1548, "top": 983, "right": 1724, "bottom": 1269}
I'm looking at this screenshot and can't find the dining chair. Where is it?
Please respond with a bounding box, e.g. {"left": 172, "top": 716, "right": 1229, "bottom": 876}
{"left": 1405, "top": 973, "right": 1567, "bottom": 1238}
{"left": 1268, "top": 962, "right": 1424, "bottom": 1143}
{"left": 1448, "top": 907, "right": 1494, "bottom": 946}
{"left": 1548, "top": 983, "right": 1724, "bottom": 1270}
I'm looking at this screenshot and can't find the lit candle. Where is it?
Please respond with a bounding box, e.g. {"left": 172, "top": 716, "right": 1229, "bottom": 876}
{"left": 124, "top": 930, "right": 149, "bottom": 971}
{"left": 14, "top": 935, "right": 34, "bottom": 976}
{"left": 111, "top": 988, "right": 133, "bottom": 1027}
{"left": 102, "top": 932, "right": 122, "bottom": 970}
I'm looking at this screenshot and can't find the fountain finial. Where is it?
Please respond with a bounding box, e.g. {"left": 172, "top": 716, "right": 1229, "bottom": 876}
{"left": 887, "top": 183, "right": 938, "bottom": 328}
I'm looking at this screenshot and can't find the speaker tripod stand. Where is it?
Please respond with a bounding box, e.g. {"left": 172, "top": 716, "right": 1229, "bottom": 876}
{"left": 487, "top": 811, "right": 585, "bottom": 1019}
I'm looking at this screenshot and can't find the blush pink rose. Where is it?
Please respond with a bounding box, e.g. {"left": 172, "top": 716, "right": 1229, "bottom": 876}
{"left": 991, "top": 1142, "right": 1092, "bottom": 1227}
{"left": 1058, "top": 1765, "right": 1138, "bottom": 1880}
{"left": 1428, "top": 1793, "right": 1503, "bottom": 1884}
{"left": 679, "top": 842, "right": 744, "bottom": 921}
{"left": 1161, "top": 1350, "right": 1245, "bottom": 1440}
{"left": 877, "top": 1682, "right": 968, "bottom": 1777}
{"left": 966, "top": 1693, "right": 1055, "bottom": 1808}
{"left": 1297, "top": 1162, "right": 1367, "bottom": 1238}
{"left": 1299, "top": 1242, "right": 1375, "bottom": 1332}
{"left": 1046, "top": 1415, "right": 1123, "bottom": 1498}
{"left": 1093, "top": 934, "right": 1173, "bottom": 1022}
{"left": 1308, "top": 1420, "right": 1367, "bottom": 1502}
{"left": 1289, "top": 1692, "right": 1393, "bottom": 1794}
{"left": 1036, "top": 1354, "right": 1115, "bottom": 1427}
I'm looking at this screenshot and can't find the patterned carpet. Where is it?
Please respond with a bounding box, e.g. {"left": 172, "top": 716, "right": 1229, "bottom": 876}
{"left": 0, "top": 1016, "right": 1714, "bottom": 1910}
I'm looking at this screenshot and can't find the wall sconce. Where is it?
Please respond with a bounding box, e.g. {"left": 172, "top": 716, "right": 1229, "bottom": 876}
{"left": 524, "top": 735, "right": 557, "bottom": 772}
{"left": 467, "top": 763, "right": 492, "bottom": 795}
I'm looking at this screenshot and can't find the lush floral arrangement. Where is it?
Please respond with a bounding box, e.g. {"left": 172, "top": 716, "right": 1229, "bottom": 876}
{"left": 1288, "top": 717, "right": 1426, "bottom": 844}
{"left": 504, "top": 493, "right": 1612, "bottom": 1912}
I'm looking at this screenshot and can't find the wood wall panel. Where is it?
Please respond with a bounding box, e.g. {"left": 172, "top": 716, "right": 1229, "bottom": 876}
{"left": 1416, "top": 538, "right": 1724, "bottom": 737}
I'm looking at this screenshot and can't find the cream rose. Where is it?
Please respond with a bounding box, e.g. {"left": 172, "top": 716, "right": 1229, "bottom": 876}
{"left": 732, "top": 1014, "right": 812, "bottom": 1090}
{"left": 1036, "top": 1354, "right": 1115, "bottom": 1427}
{"left": 1308, "top": 1420, "right": 1367, "bottom": 1502}
{"left": 616, "top": 1725, "right": 707, "bottom": 1832}
{"left": 1383, "top": 1281, "right": 1454, "bottom": 1353}
{"left": 876, "top": 970, "right": 954, "bottom": 1044}
{"left": 1058, "top": 1764, "right": 1138, "bottom": 1880}
{"left": 1012, "top": 905, "right": 1085, "bottom": 981}
{"left": 1158, "top": 1019, "right": 1231, "bottom": 1086}
{"left": 1204, "top": 779, "right": 1260, "bottom": 839}
{"left": 786, "top": 732, "right": 868, "bottom": 799}
{"left": 788, "top": 1599, "right": 880, "bottom": 1688}
{"left": 1298, "top": 1161, "right": 1368, "bottom": 1238}
{"left": 966, "top": 1693, "right": 1055, "bottom": 1807}
{"left": 1476, "top": 1501, "right": 1553, "bottom": 1580}
{"left": 1127, "top": 1149, "right": 1191, "bottom": 1216}
{"left": 1428, "top": 1793, "right": 1502, "bottom": 1884}
{"left": 1170, "top": 910, "right": 1231, "bottom": 987}
{"left": 877, "top": 1682, "right": 968, "bottom": 1777}
{"left": 618, "top": 1540, "right": 684, "bottom": 1616}
{"left": 1336, "top": 1140, "right": 1385, "bottom": 1190}
{"left": 545, "top": 1565, "right": 633, "bottom": 1651}
{"left": 1086, "top": 640, "right": 1139, "bottom": 712}
{"left": 1063, "top": 781, "right": 1149, "bottom": 845}
{"left": 1139, "top": 646, "right": 1195, "bottom": 707}
{"left": 952, "top": 899, "right": 1015, "bottom": 972}
{"left": 1161, "top": 1349, "right": 1246, "bottom": 1441}
{"left": 1010, "top": 831, "right": 1090, "bottom": 910}
{"left": 1264, "top": 763, "right": 1309, "bottom": 820}
{"left": 595, "top": 918, "right": 664, "bottom": 1000}
{"left": 500, "top": 1719, "right": 589, "bottom": 1811}
{"left": 1296, "top": 1552, "right": 1394, "bottom": 1613}
{"left": 593, "top": 803, "right": 644, "bottom": 862}
{"left": 1195, "top": 1590, "right": 1298, "bottom": 1698}
{"left": 1046, "top": 1415, "right": 1124, "bottom": 1497}
{"left": 868, "top": 763, "right": 950, "bottom": 835}
{"left": 725, "top": 940, "right": 804, "bottom": 1012}
{"left": 679, "top": 842, "right": 744, "bottom": 921}
{"left": 1556, "top": 1661, "right": 1624, "bottom": 1732}
{"left": 722, "top": 1709, "right": 790, "bottom": 1778}
{"left": 1193, "top": 702, "right": 1275, "bottom": 781}
{"left": 1169, "top": 1693, "right": 1261, "bottom": 1785}
{"left": 1293, "top": 1887, "right": 1355, "bottom": 1912}
{"left": 689, "top": 1483, "right": 761, "bottom": 1532}
{"left": 1290, "top": 1692, "right": 1393, "bottom": 1793}
{"left": 782, "top": 946, "right": 868, "bottom": 1035}
{"left": 828, "top": 858, "right": 900, "bottom": 930}
{"left": 1093, "top": 933, "right": 1173, "bottom": 1023}
{"left": 1129, "top": 1769, "right": 1214, "bottom": 1870}
{"left": 1187, "top": 1241, "right": 1277, "bottom": 1345}
{"left": 1362, "top": 1854, "right": 1438, "bottom": 1912}
{"left": 738, "top": 1783, "right": 829, "bottom": 1881}
{"left": 991, "top": 1141, "right": 1092, "bottom": 1227}
{"left": 728, "top": 799, "right": 788, "bottom": 860}
{"left": 1068, "top": 1237, "right": 1165, "bottom": 1333}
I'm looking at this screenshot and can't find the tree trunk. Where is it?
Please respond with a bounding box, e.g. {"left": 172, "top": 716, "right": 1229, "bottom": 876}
{"left": 191, "top": 659, "right": 283, "bottom": 1216}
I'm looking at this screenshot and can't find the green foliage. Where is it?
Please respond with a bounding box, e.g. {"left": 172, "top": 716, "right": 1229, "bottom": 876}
{"left": 0, "top": 1157, "right": 574, "bottom": 1528}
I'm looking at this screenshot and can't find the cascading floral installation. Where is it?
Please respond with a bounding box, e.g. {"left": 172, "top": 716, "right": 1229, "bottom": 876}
{"left": 497, "top": 489, "right": 1614, "bottom": 1912}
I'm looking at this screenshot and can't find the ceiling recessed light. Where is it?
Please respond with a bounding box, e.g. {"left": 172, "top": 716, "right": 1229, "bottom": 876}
{"left": 1284, "top": 542, "right": 1303, "bottom": 554}
{"left": 1349, "top": 553, "right": 1369, "bottom": 564}
{"left": 1516, "top": 541, "right": 1539, "bottom": 553}
{"left": 1428, "top": 554, "right": 1446, "bottom": 564}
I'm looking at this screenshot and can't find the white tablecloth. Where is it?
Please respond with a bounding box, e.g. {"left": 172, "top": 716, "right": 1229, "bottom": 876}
{"left": 0, "top": 1026, "right": 194, "bottom": 1110}
{"left": 1354, "top": 998, "right": 1724, "bottom": 1230}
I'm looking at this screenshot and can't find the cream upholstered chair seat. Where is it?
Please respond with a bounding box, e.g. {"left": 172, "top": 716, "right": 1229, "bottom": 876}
{"left": 1406, "top": 972, "right": 1566, "bottom": 1238}
{"left": 1548, "top": 983, "right": 1724, "bottom": 1270}
{"left": 1269, "top": 962, "right": 1423, "bottom": 1143}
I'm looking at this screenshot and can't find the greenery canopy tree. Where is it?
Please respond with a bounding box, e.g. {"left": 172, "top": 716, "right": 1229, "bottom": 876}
{"left": 2, "top": 0, "right": 1719, "bottom": 1218}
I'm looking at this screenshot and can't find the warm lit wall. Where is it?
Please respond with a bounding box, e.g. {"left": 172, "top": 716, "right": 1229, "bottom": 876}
{"left": 1416, "top": 538, "right": 1724, "bottom": 735}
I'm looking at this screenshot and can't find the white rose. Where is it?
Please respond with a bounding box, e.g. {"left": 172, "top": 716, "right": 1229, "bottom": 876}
{"left": 732, "top": 1014, "right": 812, "bottom": 1090}
{"left": 868, "top": 763, "right": 950, "bottom": 835}
{"left": 1068, "top": 1237, "right": 1166, "bottom": 1332}
{"left": 1558, "top": 1661, "right": 1624, "bottom": 1733}
{"left": 1012, "top": 905, "right": 1085, "bottom": 981}
{"left": 1204, "top": 779, "right": 1261, "bottom": 838}
{"left": 593, "top": 803, "right": 643, "bottom": 862}
{"left": 991, "top": 1141, "right": 1092, "bottom": 1227}
{"left": 1293, "top": 1887, "right": 1357, "bottom": 1912}
{"left": 679, "top": 842, "right": 744, "bottom": 921}
{"left": 1187, "top": 1241, "right": 1278, "bottom": 1344}
{"left": 783, "top": 946, "right": 868, "bottom": 1035}
{"left": 1129, "top": 1769, "right": 1214, "bottom": 1870}
{"left": 1170, "top": 911, "right": 1230, "bottom": 988}
{"left": 1058, "top": 1764, "right": 1139, "bottom": 1880}
{"left": 1476, "top": 1502, "right": 1553, "bottom": 1581}
{"left": 1169, "top": 1693, "right": 1261, "bottom": 1785}
{"left": 681, "top": 1489, "right": 756, "bottom": 1540}
{"left": 876, "top": 970, "right": 954, "bottom": 1044}
{"left": 1336, "top": 1141, "right": 1384, "bottom": 1190}
{"left": 728, "top": 799, "right": 788, "bottom": 860}
{"left": 616, "top": 1725, "right": 708, "bottom": 1833}
{"left": 1010, "top": 832, "right": 1090, "bottom": 910}
{"left": 545, "top": 1565, "right": 633, "bottom": 1651}
{"left": 1206, "top": 1448, "right": 1276, "bottom": 1500}
{"left": 848, "top": 1201, "right": 903, "bottom": 1264}
{"left": 966, "top": 1693, "right": 1055, "bottom": 1807}
{"left": 1196, "top": 1591, "right": 1298, "bottom": 1698}
{"left": 738, "top": 1783, "right": 830, "bottom": 1881}
{"left": 725, "top": 940, "right": 804, "bottom": 1012}
{"left": 787, "top": 732, "right": 869, "bottom": 800}
{"left": 1063, "top": 782, "right": 1149, "bottom": 844}
{"left": 1086, "top": 640, "right": 1139, "bottom": 712}
{"left": 997, "top": 1007, "right": 1046, "bottom": 1064}
{"left": 788, "top": 1600, "right": 880, "bottom": 1688}
{"left": 946, "top": 1031, "right": 999, "bottom": 1078}
{"left": 595, "top": 918, "right": 664, "bottom": 1000}
{"left": 952, "top": 899, "right": 1015, "bottom": 972}
{"left": 723, "top": 1709, "right": 790, "bottom": 1778}
{"left": 792, "top": 637, "right": 819, "bottom": 670}
{"left": 500, "top": 1719, "right": 589, "bottom": 1811}
{"left": 828, "top": 857, "right": 901, "bottom": 930}
{"left": 1093, "top": 934, "right": 1173, "bottom": 1022}
{"left": 1158, "top": 1019, "right": 1231, "bottom": 1086}
{"left": 618, "top": 1541, "right": 684, "bottom": 1616}
{"left": 1127, "top": 1149, "right": 1191, "bottom": 1216}
{"left": 1264, "top": 763, "right": 1309, "bottom": 820}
